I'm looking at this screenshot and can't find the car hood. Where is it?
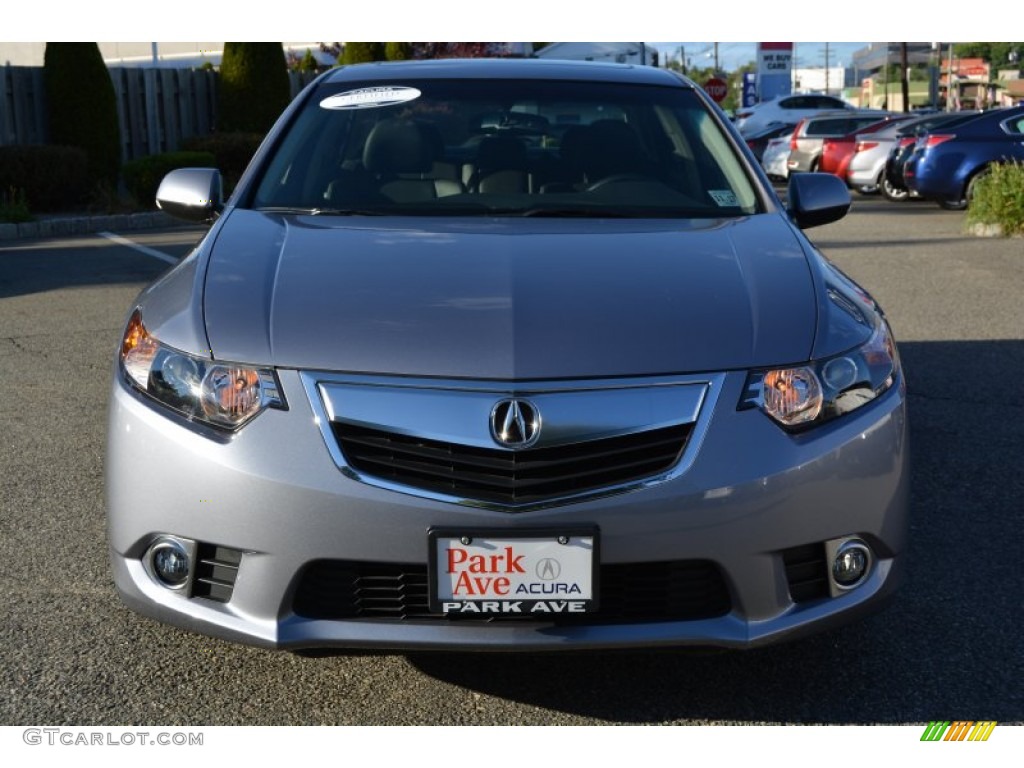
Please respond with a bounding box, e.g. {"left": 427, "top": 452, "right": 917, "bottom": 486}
{"left": 202, "top": 210, "right": 817, "bottom": 379}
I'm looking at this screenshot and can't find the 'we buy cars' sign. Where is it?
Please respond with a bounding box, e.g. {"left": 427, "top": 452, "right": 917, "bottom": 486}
{"left": 757, "top": 42, "right": 793, "bottom": 101}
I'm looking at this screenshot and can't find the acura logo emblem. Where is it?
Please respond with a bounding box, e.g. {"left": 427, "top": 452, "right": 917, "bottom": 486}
{"left": 536, "top": 557, "right": 561, "bottom": 581}
{"left": 490, "top": 399, "right": 541, "bottom": 448}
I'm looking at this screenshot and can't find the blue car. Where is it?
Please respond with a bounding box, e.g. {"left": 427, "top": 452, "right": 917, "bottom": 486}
{"left": 905, "top": 106, "right": 1024, "bottom": 209}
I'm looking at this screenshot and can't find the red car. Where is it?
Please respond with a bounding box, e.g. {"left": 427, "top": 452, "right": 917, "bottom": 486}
{"left": 820, "top": 116, "right": 912, "bottom": 190}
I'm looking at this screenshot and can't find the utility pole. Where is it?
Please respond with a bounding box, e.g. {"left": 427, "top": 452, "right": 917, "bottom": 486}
{"left": 900, "top": 42, "right": 910, "bottom": 112}
{"left": 881, "top": 44, "right": 889, "bottom": 109}
{"left": 825, "top": 42, "right": 830, "bottom": 94}
{"left": 714, "top": 42, "right": 719, "bottom": 75}
{"left": 946, "top": 42, "right": 955, "bottom": 111}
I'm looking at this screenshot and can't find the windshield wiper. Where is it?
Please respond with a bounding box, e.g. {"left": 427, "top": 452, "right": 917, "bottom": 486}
{"left": 253, "top": 206, "right": 387, "bottom": 216}
{"left": 505, "top": 207, "right": 632, "bottom": 218}
{"left": 309, "top": 207, "right": 386, "bottom": 216}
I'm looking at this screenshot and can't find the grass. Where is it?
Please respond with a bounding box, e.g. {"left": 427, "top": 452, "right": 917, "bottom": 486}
{"left": 0, "top": 186, "right": 32, "bottom": 223}
{"left": 966, "top": 161, "right": 1024, "bottom": 237}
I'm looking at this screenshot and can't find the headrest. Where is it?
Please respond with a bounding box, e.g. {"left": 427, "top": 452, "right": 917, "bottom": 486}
{"left": 475, "top": 135, "right": 527, "bottom": 171}
{"left": 363, "top": 119, "right": 434, "bottom": 174}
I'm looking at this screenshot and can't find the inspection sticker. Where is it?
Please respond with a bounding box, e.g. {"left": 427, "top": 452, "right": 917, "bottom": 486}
{"left": 709, "top": 189, "right": 739, "bottom": 206}
{"left": 319, "top": 86, "right": 422, "bottom": 110}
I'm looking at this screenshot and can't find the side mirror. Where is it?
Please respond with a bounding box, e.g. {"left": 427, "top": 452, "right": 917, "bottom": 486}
{"left": 156, "top": 168, "right": 223, "bottom": 222}
{"left": 787, "top": 172, "right": 850, "bottom": 229}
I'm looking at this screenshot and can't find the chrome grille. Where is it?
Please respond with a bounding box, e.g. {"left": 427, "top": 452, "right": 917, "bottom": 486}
{"left": 332, "top": 422, "right": 693, "bottom": 506}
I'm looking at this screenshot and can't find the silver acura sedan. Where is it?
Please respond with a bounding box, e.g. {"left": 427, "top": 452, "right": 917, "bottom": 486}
{"left": 107, "top": 59, "right": 908, "bottom": 651}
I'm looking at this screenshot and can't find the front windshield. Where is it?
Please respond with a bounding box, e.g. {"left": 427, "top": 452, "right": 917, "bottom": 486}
{"left": 250, "top": 78, "right": 761, "bottom": 218}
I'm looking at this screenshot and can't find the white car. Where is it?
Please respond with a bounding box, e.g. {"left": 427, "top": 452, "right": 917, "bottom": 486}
{"left": 736, "top": 94, "right": 853, "bottom": 137}
{"left": 761, "top": 134, "right": 792, "bottom": 180}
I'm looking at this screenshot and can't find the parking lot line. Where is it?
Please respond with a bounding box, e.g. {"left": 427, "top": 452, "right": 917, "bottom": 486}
{"left": 98, "top": 231, "right": 179, "bottom": 265}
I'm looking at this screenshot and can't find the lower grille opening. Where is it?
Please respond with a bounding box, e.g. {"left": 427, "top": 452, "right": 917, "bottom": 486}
{"left": 782, "top": 542, "right": 830, "bottom": 603}
{"left": 191, "top": 543, "right": 242, "bottom": 603}
{"left": 292, "top": 559, "right": 731, "bottom": 624}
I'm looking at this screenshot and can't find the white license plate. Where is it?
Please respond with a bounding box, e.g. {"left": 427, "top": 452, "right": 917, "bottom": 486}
{"left": 429, "top": 529, "right": 597, "bottom": 615}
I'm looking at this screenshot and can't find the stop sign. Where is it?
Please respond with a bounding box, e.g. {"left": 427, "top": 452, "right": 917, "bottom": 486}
{"left": 704, "top": 77, "right": 728, "bottom": 103}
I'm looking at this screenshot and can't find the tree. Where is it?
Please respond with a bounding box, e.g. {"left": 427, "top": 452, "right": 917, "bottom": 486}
{"left": 413, "top": 43, "right": 493, "bottom": 59}
{"left": 288, "top": 48, "right": 315, "bottom": 72}
{"left": 43, "top": 42, "right": 121, "bottom": 189}
{"left": 218, "top": 43, "right": 290, "bottom": 134}
{"left": 384, "top": 42, "right": 412, "bottom": 61}
{"left": 723, "top": 62, "right": 757, "bottom": 112}
{"left": 955, "top": 42, "right": 1024, "bottom": 68}
{"left": 340, "top": 43, "right": 384, "bottom": 64}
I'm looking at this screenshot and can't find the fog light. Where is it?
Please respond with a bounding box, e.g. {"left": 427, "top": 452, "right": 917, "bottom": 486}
{"left": 150, "top": 539, "right": 191, "bottom": 589}
{"left": 831, "top": 541, "right": 871, "bottom": 588}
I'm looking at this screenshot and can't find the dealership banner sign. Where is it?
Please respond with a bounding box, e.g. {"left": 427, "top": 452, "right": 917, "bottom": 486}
{"left": 757, "top": 42, "right": 793, "bottom": 102}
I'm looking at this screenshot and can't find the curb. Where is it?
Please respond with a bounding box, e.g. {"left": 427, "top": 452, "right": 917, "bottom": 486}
{"left": 0, "top": 211, "right": 182, "bottom": 242}
{"left": 965, "top": 221, "right": 1024, "bottom": 238}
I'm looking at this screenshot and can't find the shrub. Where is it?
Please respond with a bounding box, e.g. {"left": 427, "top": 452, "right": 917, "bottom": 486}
{"left": 0, "top": 187, "right": 32, "bottom": 223}
{"left": 181, "top": 132, "right": 264, "bottom": 191}
{"left": 300, "top": 49, "right": 319, "bottom": 72}
{"left": 0, "top": 145, "right": 90, "bottom": 211}
{"left": 966, "top": 161, "right": 1024, "bottom": 237}
{"left": 122, "top": 151, "right": 216, "bottom": 207}
{"left": 384, "top": 42, "right": 412, "bottom": 61}
{"left": 218, "top": 43, "right": 290, "bottom": 134}
{"left": 43, "top": 43, "right": 121, "bottom": 188}
{"left": 340, "top": 43, "right": 384, "bottom": 64}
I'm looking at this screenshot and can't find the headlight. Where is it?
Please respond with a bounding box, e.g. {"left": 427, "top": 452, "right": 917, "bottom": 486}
{"left": 740, "top": 320, "right": 898, "bottom": 430}
{"left": 119, "top": 311, "right": 285, "bottom": 430}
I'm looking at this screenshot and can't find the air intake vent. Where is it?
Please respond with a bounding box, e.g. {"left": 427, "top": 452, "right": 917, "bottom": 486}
{"left": 782, "top": 542, "right": 830, "bottom": 603}
{"left": 191, "top": 543, "right": 242, "bottom": 603}
{"left": 293, "top": 559, "right": 731, "bottom": 624}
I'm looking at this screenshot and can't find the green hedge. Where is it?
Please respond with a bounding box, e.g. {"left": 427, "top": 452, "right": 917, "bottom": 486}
{"left": 0, "top": 145, "right": 90, "bottom": 211}
{"left": 384, "top": 42, "right": 412, "bottom": 61}
{"left": 181, "top": 132, "right": 264, "bottom": 191}
{"left": 341, "top": 42, "right": 384, "bottom": 64}
{"left": 122, "top": 151, "right": 216, "bottom": 207}
{"left": 219, "top": 43, "right": 290, "bottom": 134}
{"left": 966, "top": 161, "right": 1024, "bottom": 237}
{"left": 44, "top": 43, "right": 121, "bottom": 188}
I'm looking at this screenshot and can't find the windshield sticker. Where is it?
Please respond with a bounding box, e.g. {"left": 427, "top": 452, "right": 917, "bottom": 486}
{"left": 709, "top": 190, "right": 738, "bottom": 207}
{"left": 319, "top": 86, "right": 422, "bottom": 110}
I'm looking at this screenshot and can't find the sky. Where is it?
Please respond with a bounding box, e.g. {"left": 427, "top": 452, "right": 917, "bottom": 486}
{"left": 6, "top": 1, "right": 1012, "bottom": 66}
{"left": 654, "top": 43, "right": 869, "bottom": 72}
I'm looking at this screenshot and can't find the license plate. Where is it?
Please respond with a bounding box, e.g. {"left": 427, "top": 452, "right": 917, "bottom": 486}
{"left": 428, "top": 528, "right": 598, "bottom": 616}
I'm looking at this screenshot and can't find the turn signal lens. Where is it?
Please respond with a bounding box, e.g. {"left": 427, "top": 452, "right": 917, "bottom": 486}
{"left": 121, "top": 312, "right": 160, "bottom": 388}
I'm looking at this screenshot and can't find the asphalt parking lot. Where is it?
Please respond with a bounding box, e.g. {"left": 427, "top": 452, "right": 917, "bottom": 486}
{"left": 0, "top": 198, "right": 1021, "bottom": 725}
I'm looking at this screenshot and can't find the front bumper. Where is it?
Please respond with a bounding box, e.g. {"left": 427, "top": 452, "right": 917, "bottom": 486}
{"left": 107, "top": 367, "right": 909, "bottom": 651}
